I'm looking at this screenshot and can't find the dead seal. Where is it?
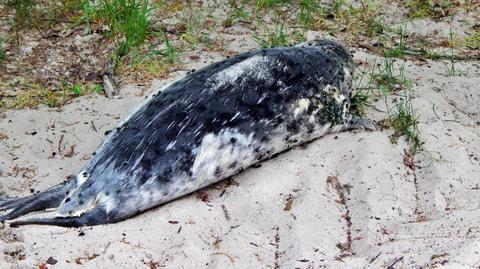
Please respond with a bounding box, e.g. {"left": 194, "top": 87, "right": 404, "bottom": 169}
{"left": 0, "top": 39, "right": 374, "bottom": 227}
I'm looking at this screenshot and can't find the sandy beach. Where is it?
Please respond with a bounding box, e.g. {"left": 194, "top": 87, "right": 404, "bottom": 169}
{"left": 1, "top": 1, "right": 479, "bottom": 268}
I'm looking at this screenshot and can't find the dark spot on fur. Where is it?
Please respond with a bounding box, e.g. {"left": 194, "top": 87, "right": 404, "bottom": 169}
{"left": 230, "top": 137, "right": 236, "bottom": 144}
{"left": 65, "top": 197, "right": 71, "bottom": 203}
{"left": 82, "top": 172, "right": 88, "bottom": 177}
{"left": 79, "top": 200, "right": 84, "bottom": 205}
{"left": 228, "top": 161, "right": 238, "bottom": 169}
{"left": 252, "top": 163, "right": 262, "bottom": 168}
{"left": 286, "top": 121, "right": 299, "bottom": 133}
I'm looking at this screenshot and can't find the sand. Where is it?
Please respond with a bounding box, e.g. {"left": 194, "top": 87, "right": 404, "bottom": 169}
{"left": 1, "top": 12, "right": 480, "bottom": 269}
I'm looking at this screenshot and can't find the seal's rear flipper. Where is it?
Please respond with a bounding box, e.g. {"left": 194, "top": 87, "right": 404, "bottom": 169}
{"left": 0, "top": 196, "right": 35, "bottom": 211}
{"left": 9, "top": 207, "right": 109, "bottom": 227}
{"left": 0, "top": 178, "right": 77, "bottom": 222}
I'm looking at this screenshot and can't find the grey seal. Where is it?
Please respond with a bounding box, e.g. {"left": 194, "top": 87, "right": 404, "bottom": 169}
{"left": 0, "top": 39, "right": 374, "bottom": 227}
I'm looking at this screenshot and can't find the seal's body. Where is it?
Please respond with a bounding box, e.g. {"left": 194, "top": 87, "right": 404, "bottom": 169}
{"left": 1, "top": 40, "right": 374, "bottom": 226}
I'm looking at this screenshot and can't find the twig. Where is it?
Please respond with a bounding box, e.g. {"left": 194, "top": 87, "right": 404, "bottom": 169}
{"left": 58, "top": 134, "right": 64, "bottom": 156}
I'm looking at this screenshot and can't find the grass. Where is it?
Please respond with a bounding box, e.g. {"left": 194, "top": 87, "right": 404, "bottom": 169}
{"left": 405, "top": 0, "right": 476, "bottom": 19}
{"left": 0, "top": 38, "right": 5, "bottom": 63}
{"left": 444, "top": 23, "right": 463, "bottom": 76}
{"left": 372, "top": 58, "right": 410, "bottom": 91}
{"left": 0, "top": 81, "right": 102, "bottom": 110}
{"left": 251, "top": 1, "right": 306, "bottom": 48}
{"left": 7, "top": 0, "right": 84, "bottom": 30}
{"left": 382, "top": 84, "right": 421, "bottom": 154}
{"left": 320, "top": 0, "right": 385, "bottom": 44}
{"left": 84, "top": 0, "right": 154, "bottom": 57}
{"left": 116, "top": 38, "right": 179, "bottom": 80}
{"left": 383, "top": 26, "right": 407, "bottom": 58}
{"left": 298, "top": 0, "right": 320, "bottom": 29}
{"left": 253, "top": 13, "right": 289, "bottom": 48}
{"left": 351, "top": 51, "right": 421, "bottom": 154}
{"left": 464, "top": 29, "right": 480, "bottom": 49}
{"left": 179, "top": 11, "right": 210, "bottom": 49}
{"left": 254, "top": 0, "right": 287, "bottom": 11}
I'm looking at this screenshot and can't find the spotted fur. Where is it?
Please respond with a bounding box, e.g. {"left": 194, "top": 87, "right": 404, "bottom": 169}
{"left": 0, "top": 39, "right": 374, "bottom": 227}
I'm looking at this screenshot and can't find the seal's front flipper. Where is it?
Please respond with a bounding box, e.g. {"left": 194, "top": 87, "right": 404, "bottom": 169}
{"left": 0, "top": 178, "right": 77, "bottom": 222}
{"left": 9, "top": 207, "right": 109, "bottom": 227}
{"left": 346, "top": 115, "right": 377, "bottom": 131}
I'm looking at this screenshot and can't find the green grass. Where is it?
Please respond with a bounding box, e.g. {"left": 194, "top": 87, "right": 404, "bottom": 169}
{"left": 157, "top": 33, "right": 177, "bottom": 64}
{"left": 0, "top": 81, "right": 102, "bottom": 110}
{"left": 383, "top": 84, "right": 421, "bottom": 154}
{"left": 375, "top": 57, "right": 420, "bottom": 154}
{"left": 7, "top": 0, "right": 83, "bottom": 30}
{"left": 464, "top": 29, "right": 480, "bottom": 49}
{"left": 179, "top": 11, "right": 210, "bottom": 49}
{"left": 254, "top": 0, "right": 287, "bottom": 10}
{"left": 85, "top": 0, "right": 153, "bottom": 57}
{"left": 0, "top": 38, "right": 5, "bottom": 63}
{"left": 383, "top": 26, "right": 407, "bottom": 58}
{"left": 116, "top": 32, "right": 179, "bottom": 80}
{"left": 405, "top": 0, "right": 456, "bottom": 19}
{"left": 352, "top": 53, "right": 421, "bottom": 154}
{"left": 298, "top": 0, "right": 320, "bottom": 29}
{"left": 228, "top": 2, "right": 252, "bottom": 21}
{"left": 444, "top": 23, "right": 461, "bottom": 76}
{"left": 321, "top": 0, "right": 385, "bottom": 44}
{"left": 253, "top": 16, "right": 289, "bottom": 48}
{"left": 372, "top": 58, "right": 410, "bottom": 91}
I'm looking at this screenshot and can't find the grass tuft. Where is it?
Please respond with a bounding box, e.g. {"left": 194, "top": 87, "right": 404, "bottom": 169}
{"left": 0, "top": 81, "right": 102, "bottom": 110}
{"left": 0, "top": 38, "right": 5, "bottom": 63}
{"left": 7, "top": 0, "right": 83, "bottom": 30}
{"left": 383, "top": 85, "right": 421, "bottom": 154}
{"left": 88, "top": 0, "right": 153, "bottom": 57}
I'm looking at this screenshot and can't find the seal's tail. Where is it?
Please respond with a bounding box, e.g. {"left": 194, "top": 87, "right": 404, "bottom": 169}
{"left": 0, "top": 177, "right": 77, "bottom": 223}
{"left": 8, "top": 206, "right": 109, "bottom": 227}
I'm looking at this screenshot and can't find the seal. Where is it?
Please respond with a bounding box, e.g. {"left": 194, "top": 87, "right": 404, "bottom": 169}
{"left": 0, "top": 39, "right": 374, "bottom": 227}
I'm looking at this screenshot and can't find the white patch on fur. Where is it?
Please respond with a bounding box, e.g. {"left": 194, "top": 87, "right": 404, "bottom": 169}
{"left": 166, "top": 140, "right": 176, "bottom": 151}
{"left": 191, "top": 129, "right": 256, "bottom": 181}
{"left": 76, "top": 171, "right": 88, "bottom": 185}
{"left": 343, "top": 67, "right": 352, "bottom": 83}
{"left": 231, "top": 112, "right": 241, "bottom": 121}
{"left": 209, "top": 56, "right": 273, "bottom": 91}
{"left": 293, "top": 98, "right": 311, "bottom": 118}
{"left": 96, "top": 192, "right": 115, "bottom": 214}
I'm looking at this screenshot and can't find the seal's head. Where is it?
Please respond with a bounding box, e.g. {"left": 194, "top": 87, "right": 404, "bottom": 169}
{"left": 297, "top": 39, "right": 354, "bottom": 67}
